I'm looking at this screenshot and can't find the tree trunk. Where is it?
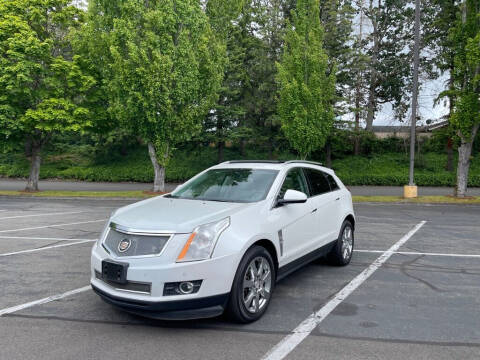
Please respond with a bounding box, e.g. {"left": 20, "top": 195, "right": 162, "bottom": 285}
{"left": 218, "top": 141, "right": 225, "bottom": 163}
{"left": 354, "top": 0, "right": 364, "bottom": 154}
{"left": 325, "top": 141, "right": 332, "bottom": 168}
{"left": 239, "top": 139, "right": 246, "bottom": 156}
{"left": 365, "top": 0, "right": 380, "bottom": 132}
{"left": 445, "top": 56, "right": 455, "bottom": 171}
{"left": 148, "top": 142, "right": 165, "bottom": 193}
{"left": 25, "top": 145, "right": 41, "bottom": 192}
{"left": 354, "top": 83, "right": 361, "bottom": 155}
{"left": 365, "top": 78, "right": 376, "bottom": 131}
{"left": 446, "top": 137, "right": 454, "bottom": 172}
{"left": 455, "top": 125, "right": 479, "bottom": 198}
{"left": 456, "top": 141, "right": 473, "bottom": 198}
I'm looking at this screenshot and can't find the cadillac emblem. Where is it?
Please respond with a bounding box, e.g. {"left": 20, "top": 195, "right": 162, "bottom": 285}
{"left": 118, "top": 238, "right": 131, "bottom": 252}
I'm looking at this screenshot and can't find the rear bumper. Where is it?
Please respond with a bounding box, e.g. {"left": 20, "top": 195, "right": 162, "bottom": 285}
{"left": 92, "top": 284, "right": 229, "bottom": 320}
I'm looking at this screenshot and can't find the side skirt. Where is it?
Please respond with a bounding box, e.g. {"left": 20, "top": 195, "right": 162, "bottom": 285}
{"left": 276, "top": 240, "right": 336, "bottom": 282}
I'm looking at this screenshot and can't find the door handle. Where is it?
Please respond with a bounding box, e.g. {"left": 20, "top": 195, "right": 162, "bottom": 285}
{"left": 311, "top": 208, "right": 317, "bottom": 213}
{"left": 335, "top": 197, "right": 340, "bottom": 201}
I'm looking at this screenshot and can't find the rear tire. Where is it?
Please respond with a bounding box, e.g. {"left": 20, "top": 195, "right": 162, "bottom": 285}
{"left": 327, "top": 220, "right": 354, "bottom": 266}
{"left": 227, "top": 245, "right": 275, "bottom": 323}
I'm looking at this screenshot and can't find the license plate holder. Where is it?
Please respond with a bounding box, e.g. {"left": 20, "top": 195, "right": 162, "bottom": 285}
{"left": 102, "top": 260, "right": 129, "bottom": 284}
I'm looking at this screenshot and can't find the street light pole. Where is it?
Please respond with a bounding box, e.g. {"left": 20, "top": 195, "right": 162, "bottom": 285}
{"left": 406, "top": 0, "right": 421, "bottom": 197}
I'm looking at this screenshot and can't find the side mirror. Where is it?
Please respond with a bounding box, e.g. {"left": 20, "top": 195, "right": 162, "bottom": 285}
{"left": 277, "top": 189, "right": 307, "bottom": 206}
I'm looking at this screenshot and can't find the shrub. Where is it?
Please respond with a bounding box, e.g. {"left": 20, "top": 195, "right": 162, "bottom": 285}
{"left": 1, "top": 138, "right": 479, "bottom": 187}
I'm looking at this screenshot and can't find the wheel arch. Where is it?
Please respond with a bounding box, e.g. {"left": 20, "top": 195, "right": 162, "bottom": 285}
{"left": 344, "top": 214, "right": 355, "bottom": 230}
{"left": 249, "top": 239, "right": 279, "bottom": 274}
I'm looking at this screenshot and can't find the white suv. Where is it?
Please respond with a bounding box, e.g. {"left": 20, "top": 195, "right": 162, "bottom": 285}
{"left": 91, "top": 160, "right": 355, "bottom": 322}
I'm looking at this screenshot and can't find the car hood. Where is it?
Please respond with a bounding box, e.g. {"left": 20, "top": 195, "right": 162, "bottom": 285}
{"left": 110, "top": 196, "right": 250, "bottom": 234}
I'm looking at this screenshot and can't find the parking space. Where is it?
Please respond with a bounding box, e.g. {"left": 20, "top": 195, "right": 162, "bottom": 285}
{"left": 0, "top": 198, "right": 479, "bottom": 359}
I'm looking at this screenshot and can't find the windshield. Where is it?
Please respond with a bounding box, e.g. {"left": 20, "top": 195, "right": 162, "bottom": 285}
{"left": 169, "top": 168, "right": 279, "bottom": 203}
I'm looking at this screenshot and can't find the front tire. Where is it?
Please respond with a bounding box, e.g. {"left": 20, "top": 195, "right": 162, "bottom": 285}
{"left": 327, "top": 220, "right": 354, "bottom": 266}
{"left": 227, "top": 246, "right": 275, "bottom": 323}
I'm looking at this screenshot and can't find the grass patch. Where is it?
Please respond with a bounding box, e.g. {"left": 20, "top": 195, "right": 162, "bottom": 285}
{"left": 0, "top": 191, "right": 478, "bottom": 204}
{"left": 352, "top": 195, "right": 480, "bottom": 204}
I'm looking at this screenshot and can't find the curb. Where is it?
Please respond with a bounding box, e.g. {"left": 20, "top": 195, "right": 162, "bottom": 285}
{"left": 1, "top": 195, "right": 479, "bottom": 205}
{"left": 0, "top": 195, "right": 146, "bottom": 201}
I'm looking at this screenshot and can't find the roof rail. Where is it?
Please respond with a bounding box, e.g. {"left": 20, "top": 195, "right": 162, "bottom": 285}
{"left": 221, "top": 160, "right": 325, "bottom": 167}
{"left": 284, "top": 160, "right": 323, "bottom": 166}
{"left": 227, "top": 160, "right": 285, "bottom": 164}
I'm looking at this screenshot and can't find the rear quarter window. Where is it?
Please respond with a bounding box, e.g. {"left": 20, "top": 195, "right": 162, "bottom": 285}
{"left": 304, "top": 168, "right": 331, "bottom": 196}
{"left": 325, "top": 173, "right": 339, "bottom": 191}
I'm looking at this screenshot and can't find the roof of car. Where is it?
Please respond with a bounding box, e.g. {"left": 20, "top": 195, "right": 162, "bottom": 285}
{"left": 214, "top": 160, "right": 334, "bottom": 174}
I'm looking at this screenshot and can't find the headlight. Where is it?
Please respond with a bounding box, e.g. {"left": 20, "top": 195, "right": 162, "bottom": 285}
{"left": 96, "top": 209, "right": 117, "bottom": 247}
{"left": 96, "top": 221, "right": 110, "bottom": 247}
{"left": 176, "top": 217, "right": 230, "bottom": 262}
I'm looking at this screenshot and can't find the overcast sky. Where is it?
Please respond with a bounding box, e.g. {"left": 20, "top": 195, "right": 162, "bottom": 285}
{"left": 348, "top": 1, "right": 449, "bottom": 127}
{"left": 365, "top": 75, "right": 449, "bottom": 127}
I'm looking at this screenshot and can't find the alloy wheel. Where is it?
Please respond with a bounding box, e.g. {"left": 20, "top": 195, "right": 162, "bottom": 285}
{"left": 242, "top": 256, "right": 272, "bottom": 314}
{"left": 341, "top": 225, "right": 353, "bottom": 261}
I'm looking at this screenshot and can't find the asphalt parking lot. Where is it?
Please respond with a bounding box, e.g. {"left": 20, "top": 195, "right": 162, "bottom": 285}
{"left": 0, "top": 197, "right": 479, "bottom": 359}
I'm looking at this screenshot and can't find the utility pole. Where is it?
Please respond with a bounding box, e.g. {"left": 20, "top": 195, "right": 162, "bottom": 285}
{"left": 354, "top": 0, "right": 365, "bottom": 156}
{"left": 405, "top": 0, "right": 421, "bottom": 198}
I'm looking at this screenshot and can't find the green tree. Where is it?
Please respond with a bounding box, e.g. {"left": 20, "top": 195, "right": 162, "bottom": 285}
{"left": 319, "top": 0, "right": 355, "bottom": 108}
{"left": 0, "top": 0, "right": 93, "bottom": 191}
{"left": 71, "top": 2, "right": 115, "bottom": 144}
{"left": 446, "top": 0, "right": 480, "bottom": 197}
{"left": 364, "top": 0, "right": 416, "bottom": 131}
{"left": 277, "top": 0, "right": 336, "bottom": 159}
{"left": 204, "top": 0, "right": 287, "bottom": 159}
{"left": 319, "top": 0, "right": 355, "bottom": 162}
{"left": 86, "top": 0, "right": 224, "bottom": 191}
{"left": 251, "top": 0, "right": 288, "bottom": 156}
{"left": 205, "top": 0, "right": 246, "bottom": 162}
{"left": 423, "top": 0, "right": 458, "bottom": 171}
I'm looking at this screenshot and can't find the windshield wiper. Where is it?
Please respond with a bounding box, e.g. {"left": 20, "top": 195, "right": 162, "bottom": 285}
{"left": 165, "top": 195, "right": 242, "bottom": 203}
{"left": 201, "top": 199, "right": 233, "bottom": 203}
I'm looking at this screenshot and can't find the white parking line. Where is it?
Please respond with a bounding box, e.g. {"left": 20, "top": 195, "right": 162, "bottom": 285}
{"left": 0, "top": 211, "right": 84, "bottom": 220}
{"left": 357, "top": 215, "right": 411, "bottom": 222}
{"left": 355, "top": 249, "right": 480, "bottom": 258}
{"left": 0, "top": 219, "right": 105, "bottom": 233}
{"left": 0, "top": 240, "right": 96, "bottom": 257}
{"left": 0, "top": 235, "right": 97, "bottom": 242}
{"left": 261, "top": 220, "right": 427, "bottom": 360}
{"left": 0, "top": 286, "right": 91, "bottom": 317}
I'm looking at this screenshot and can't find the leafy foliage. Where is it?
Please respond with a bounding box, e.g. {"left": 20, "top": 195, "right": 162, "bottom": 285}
{"left": 0, "top": 0, "right": 93, "bottom": 150}
{"left": 2, "top": 143, "right": 479, "bottom": 187}
{"left": 84, "top": 0, "right": 224, "bottom": 165}
{"left": 448, "top": 1, "right": 480, "bottom": 141}
{"left": 277, "top": 0, "right": 336, "bottom": 158}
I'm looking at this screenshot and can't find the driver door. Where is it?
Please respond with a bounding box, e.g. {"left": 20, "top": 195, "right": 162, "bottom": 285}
{"left": 272, "top": 168, "right": 316, "bottom": 265}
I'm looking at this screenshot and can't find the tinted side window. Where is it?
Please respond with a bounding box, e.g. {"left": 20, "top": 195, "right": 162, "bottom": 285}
{"left": 325, "top": 173, "right": 339, "bottom": 191}
{"left": 304, "top": 168, "right": 330, "bottom": 196}
{"left": 279, "top": 168, "right": 309, "bottom": 198}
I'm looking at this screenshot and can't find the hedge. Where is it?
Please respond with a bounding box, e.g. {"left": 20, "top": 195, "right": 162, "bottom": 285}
{"left": 1, "top": 146, "right": 479, "bottom": 187}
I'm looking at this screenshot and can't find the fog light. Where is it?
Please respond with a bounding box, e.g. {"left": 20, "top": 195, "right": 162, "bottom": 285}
{"left": 179, "top": 281, "right": 194, "bottom": 294}
{"left": 163, "top": 280, "right": 202, "bottom": 296}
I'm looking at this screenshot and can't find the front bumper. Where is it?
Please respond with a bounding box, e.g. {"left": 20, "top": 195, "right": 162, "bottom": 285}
{"left": 92, "top": 285, "right": 229, "bottom": 320}
{"left": 90, "top": 236, "right": 239, "bottom": 320}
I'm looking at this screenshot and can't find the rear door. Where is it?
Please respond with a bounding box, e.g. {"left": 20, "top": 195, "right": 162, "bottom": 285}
{"left": 303, "top": 168, "right": 338, "bottom": 246}
{"left": 324, "top": 172, "right": 343, "bottom": 235}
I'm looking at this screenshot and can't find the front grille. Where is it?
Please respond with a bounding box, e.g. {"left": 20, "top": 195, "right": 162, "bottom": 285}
{"left": 95, "top": 270, "right": 151, "bottom": 294}
{"left": 103, "top": 228, "right": 170, "bottom": 257}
